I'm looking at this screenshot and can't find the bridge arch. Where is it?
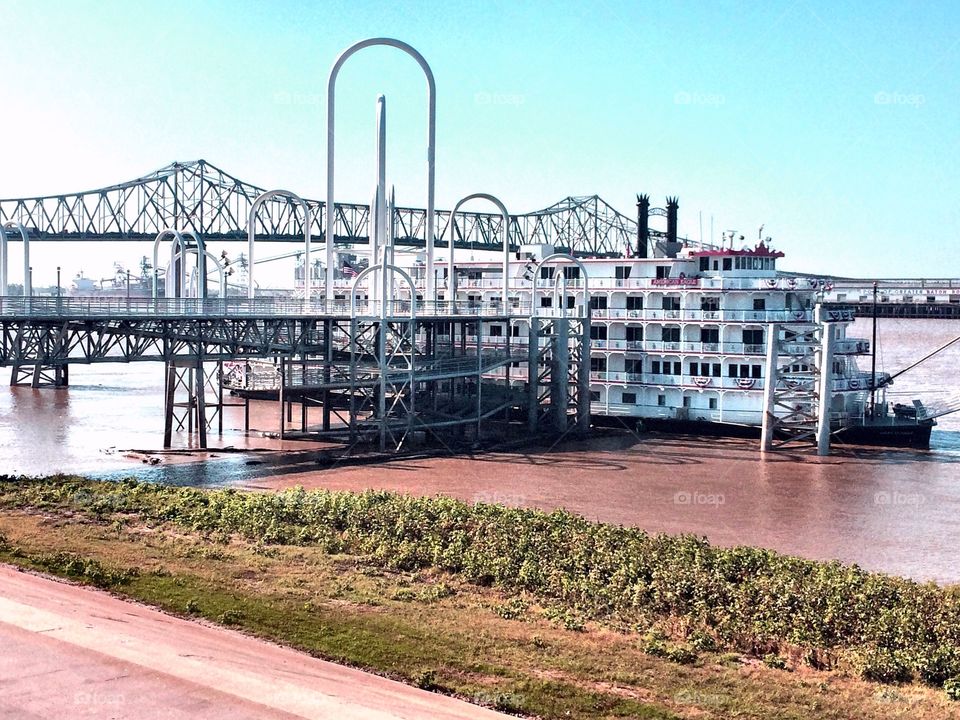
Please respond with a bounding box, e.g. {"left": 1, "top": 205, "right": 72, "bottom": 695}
{"left": 447, "top": 193, "right": 511, "bottom": 309}
{"left": 327, "top": 38, "right": 436, "bottom": 303}
{"left": 247, "top": 190, "right": 312, "bottom": 301}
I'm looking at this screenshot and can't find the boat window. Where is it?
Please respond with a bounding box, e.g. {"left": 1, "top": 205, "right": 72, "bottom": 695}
{"left": 589, "top": 295, "right": 608, "bottom": 310}
{"left": 626, "top": 326, "right": 644, "bottom": 342}
{"left": 700, "top": 328, "right": 719, "bottom": 343}
{"left": 708, "top": 398, "right": 718, "bottom": 409}
{"left": 626, "top": 359, "right": 643, "bottom": 374}
{"left": 743, "top": 329, "right": 764, "bottom": 345}
{"left": 658, "top": 394, "right": 666, "bottom": 406}
{"left": 656, "top": 266, "right": 671, "bottom": 279}
{"left": 683, "top": 396, "right": 692, "bottom": 408}
{"left": 712, "top": 363, "right": 721, "bottom": 377}
{"left": 662, "top": 327, "right": 680, "bottom": 342}
{"left": 626, "top": 296, "right": 644, "bottom": 310}
{"left": 622, "top": 392, "right": 637, "bottom": 404}
{"left": 540, "top": 297, "right": 552, "bottom": 307}
{"left": 590, "top": 390, "right": 601, "bottom": 401}
{"left": 701, "top": 296, "right": 720, "bottom": 311}
{"left": 651, "top": 360, "right": 661, "bottom": 374}
{"left": 615, "top": 266, "right": 632, "bottom": 280}
{"left": 489, "top": 325, "right": 503, "bottom": 337}
{"left": 590, "top": 325, "right": 607, "bottom": 340}
{"left": 699, "top": 257, "right": 709, "bottom": 272}
{"left": 662, "top": 296, "right": 681, "bottom": 311}
{"left": 751, "top": 365, "right": 762, "bottom": 379}
{"left": 590, "top": 357, "right": 606, "bottom": 372}
{"left": 723, "top": 258, "right": 732, "bottom": 271}
{"left": 753, "top": 298, "right": 766, "bottom": 310}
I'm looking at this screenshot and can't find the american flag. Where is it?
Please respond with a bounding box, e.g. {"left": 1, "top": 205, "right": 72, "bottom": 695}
{"left": 341, "top": 260, "right": 358, "bottom": 278}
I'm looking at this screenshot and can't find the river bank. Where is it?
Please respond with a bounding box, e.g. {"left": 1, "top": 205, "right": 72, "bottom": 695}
{"left": 3, "top": 476, "right": 960, "bottom": 720}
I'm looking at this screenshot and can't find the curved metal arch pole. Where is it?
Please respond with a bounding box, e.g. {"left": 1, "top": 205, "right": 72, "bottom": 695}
{"left": 447, "top": 193, "right": 512, "bottom": 310}
{"left": 172, "top": 245, "right": 227, "bottom": 300}
{"left": 327, "top": 38, "right": 436, "bottom": 304}
{"left": 2, "top": 222, "right": 30, "bottom": 297}
{"left": 532, "top": 252, "right": 591, "bottom": 314}
{"left": 152, "top": 229, "right": 187, "bottom": 298}
{"left": 179, "top": 230, "right": 209, "bottom": 299}
{"left": 247, "top": 190, "right": 312, "bottom": 301}
{"left": 350, "top": 262, "right": 417, "bottom": 322}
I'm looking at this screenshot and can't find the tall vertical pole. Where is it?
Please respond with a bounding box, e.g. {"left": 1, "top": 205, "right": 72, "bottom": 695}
{"left": 577, "top": 313, "right": 591, "bottom": 437}
{"left": 760, "top": 323, "right": 779, "bottom": 452}
{"left": 527, "top": 317, "right": 540, "bottom": 433}
{"left": 196, "top": 361, "right": 207, "bottom": 449}
{"left": 817, "top": 322, "right": 835, "bottom": 456}
{"left": 870, "top": 281, "right": 878, "bottom": 417}
{"left": 163, "top": 362, "right": 175, "bottom": 448}
{"left": 0, "top": 225, "right": 7, "bottom": 296}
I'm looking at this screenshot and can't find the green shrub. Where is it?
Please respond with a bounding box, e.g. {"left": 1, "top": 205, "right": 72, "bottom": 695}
{"left": 851, "top": 646, "right": 912, "bottom": 683}
{"left": 945, "top": 676, "right": 960, "bottom": 701}
{"left": 496, "top": 597, "right": 528, "bottom": 620}
{"left": 217, "top": 609, "right": 244, "bottom": 625}
{"left": 665, "top": 644, "right": 698, "bottom": 665}
{"left": 763, "top": 653, "right": 787, "bottom": 670}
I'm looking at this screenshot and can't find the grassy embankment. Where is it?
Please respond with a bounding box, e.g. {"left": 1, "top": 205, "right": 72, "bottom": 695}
{"left": 1, "top": 474, "right": 960, "bottom": 719}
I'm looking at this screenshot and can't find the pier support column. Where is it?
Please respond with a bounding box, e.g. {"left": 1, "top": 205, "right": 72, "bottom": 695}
{"left": 323, "top": 319, "right": 332, "bottom": 431}
{"left": 163, "top": 362, "right": 176, "bottom": 448}
{"left": 817, "top": 323, "right": 836, "bottom": 456}
{"left": 527, "top": 317, "right": 540, "bottom": 433}
{"left": 760, "top": 323, "right": 780, "bottom": 452}
{"left": 550, "top": 319, "right": 569, "bottom": 433}
{"left": 577, "top": 315, "right": 591, "bottom": 437}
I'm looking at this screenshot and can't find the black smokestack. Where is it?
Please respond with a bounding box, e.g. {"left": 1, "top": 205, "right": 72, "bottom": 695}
{"left": 636, "top": 194, "right": 649, "bottom": 258}
{"left": 666, "top": 196, "right": 679, "bottom": 246}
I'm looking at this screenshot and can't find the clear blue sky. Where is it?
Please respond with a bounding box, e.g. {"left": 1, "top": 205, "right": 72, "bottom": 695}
{"left": 0, "top": 0, "right": 957, "bottom": 282}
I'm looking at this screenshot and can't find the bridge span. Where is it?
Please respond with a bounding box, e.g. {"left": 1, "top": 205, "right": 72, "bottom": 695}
{"left": 0, "top": 295, "right": 590, "bottom": 451}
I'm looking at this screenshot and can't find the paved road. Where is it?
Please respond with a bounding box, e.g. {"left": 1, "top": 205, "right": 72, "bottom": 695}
{"left": 0, "top": 565, "right": 508, "bottom": 720}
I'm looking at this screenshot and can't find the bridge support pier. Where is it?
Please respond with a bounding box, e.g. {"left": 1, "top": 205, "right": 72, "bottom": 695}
{"left": 163, "top": 359, "right": 225, "bottom": 449}
{"left": 10, "top": 363, "right": 68, "bottom": 388}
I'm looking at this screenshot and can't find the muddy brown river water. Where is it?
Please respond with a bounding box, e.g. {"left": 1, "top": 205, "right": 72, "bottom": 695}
{"left": 1, "top": 318, "right": 958, "bottom": 583}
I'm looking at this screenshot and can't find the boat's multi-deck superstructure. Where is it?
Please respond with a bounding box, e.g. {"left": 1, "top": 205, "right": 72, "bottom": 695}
{"left": 311, "top": 234, "right": 933, "bottom": 446}
{"left": 428, "top": 242, "right": 892, "bottom": 432}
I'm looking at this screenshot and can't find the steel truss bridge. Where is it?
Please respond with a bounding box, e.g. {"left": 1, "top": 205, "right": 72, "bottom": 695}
{"left": 0, "top": 160, "right": 661, "bottom": 257}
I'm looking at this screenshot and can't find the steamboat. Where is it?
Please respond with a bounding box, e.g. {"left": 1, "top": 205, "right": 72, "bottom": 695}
{"left": 310, "top": 196, "right": 941, "bottom": 449}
